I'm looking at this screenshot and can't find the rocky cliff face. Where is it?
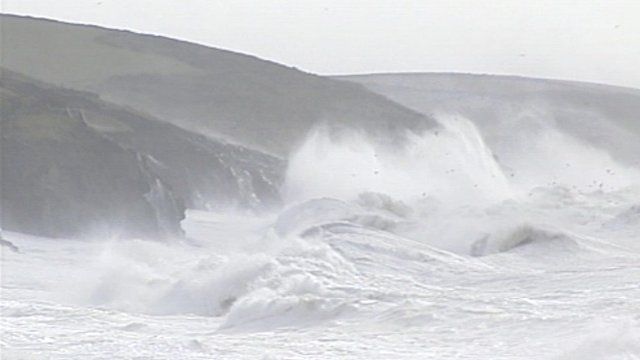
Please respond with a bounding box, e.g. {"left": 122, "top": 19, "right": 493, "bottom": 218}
{"left": 1, "top": 71, "right": 185, "bottom": 238}
{"left": 1, "top": 70, "right": 282, "bottom": 239}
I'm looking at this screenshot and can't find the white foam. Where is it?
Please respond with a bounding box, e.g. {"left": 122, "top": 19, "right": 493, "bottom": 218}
{"left": 283, "top": 115, "right": 512, "bottom": 207}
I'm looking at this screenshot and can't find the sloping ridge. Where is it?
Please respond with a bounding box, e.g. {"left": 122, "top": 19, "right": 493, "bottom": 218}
{"left": 0, "top": 14, "right": 432, "bottom": 156}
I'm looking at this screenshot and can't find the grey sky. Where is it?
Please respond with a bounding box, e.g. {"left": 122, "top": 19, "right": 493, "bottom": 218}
{"left": 3, "top": 0, "right": 640, "bottom": 88}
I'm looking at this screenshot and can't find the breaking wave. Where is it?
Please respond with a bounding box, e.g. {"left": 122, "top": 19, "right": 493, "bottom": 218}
{"left": 284, "top": 115, "right": 513, "bottom": 206}
{"left": 43, "top": 110, "right": 640, "bottom": 326}
{"left": 4, "top": 108, "right": 639, "bottom": 359}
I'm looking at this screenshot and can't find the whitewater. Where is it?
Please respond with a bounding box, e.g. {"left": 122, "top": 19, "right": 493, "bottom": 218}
{"left": 2, "top": 114, "right": 640, "bottom": 359}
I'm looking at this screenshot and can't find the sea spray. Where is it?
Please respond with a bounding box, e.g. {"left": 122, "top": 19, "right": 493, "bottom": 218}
{"left": 283, "top": 114, "right": 512, "bottom": 207}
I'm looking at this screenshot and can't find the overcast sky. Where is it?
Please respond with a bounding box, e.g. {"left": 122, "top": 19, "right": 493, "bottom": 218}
{"left": 3, "top": 0, "right": 640, "bottom": 88}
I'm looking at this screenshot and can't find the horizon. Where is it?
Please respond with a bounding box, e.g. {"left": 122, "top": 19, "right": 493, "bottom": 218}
{"left": 2, "top": 0, "right": 639, "bottom": 89}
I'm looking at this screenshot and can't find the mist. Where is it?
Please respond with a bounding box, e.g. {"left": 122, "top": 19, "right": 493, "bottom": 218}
{"left": 2, "top": 11, "right": 640, "bottom": 360}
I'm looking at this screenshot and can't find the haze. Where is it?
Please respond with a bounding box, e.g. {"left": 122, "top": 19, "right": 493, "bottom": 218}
{"left": 3, "top": 0, "right": 639, "bottom": 89}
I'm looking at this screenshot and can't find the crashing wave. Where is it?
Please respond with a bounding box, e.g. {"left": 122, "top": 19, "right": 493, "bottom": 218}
{"left": 274, "top": 194, "right": 411, "bottom": 239}
{"left": 469, "top": 224, "right": 583, "bottom": 256}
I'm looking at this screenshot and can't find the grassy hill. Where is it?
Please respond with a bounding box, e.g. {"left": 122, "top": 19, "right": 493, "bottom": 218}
{"left": 1, "top": 14, "right": 432, "bottom": 156}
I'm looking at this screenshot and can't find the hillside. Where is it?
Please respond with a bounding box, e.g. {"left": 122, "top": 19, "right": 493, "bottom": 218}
{"left": 0, "top": 15, "right": 432, "bottom": 155}
{"left": 342, "top": 73, "right": 640, "bottom": 168}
